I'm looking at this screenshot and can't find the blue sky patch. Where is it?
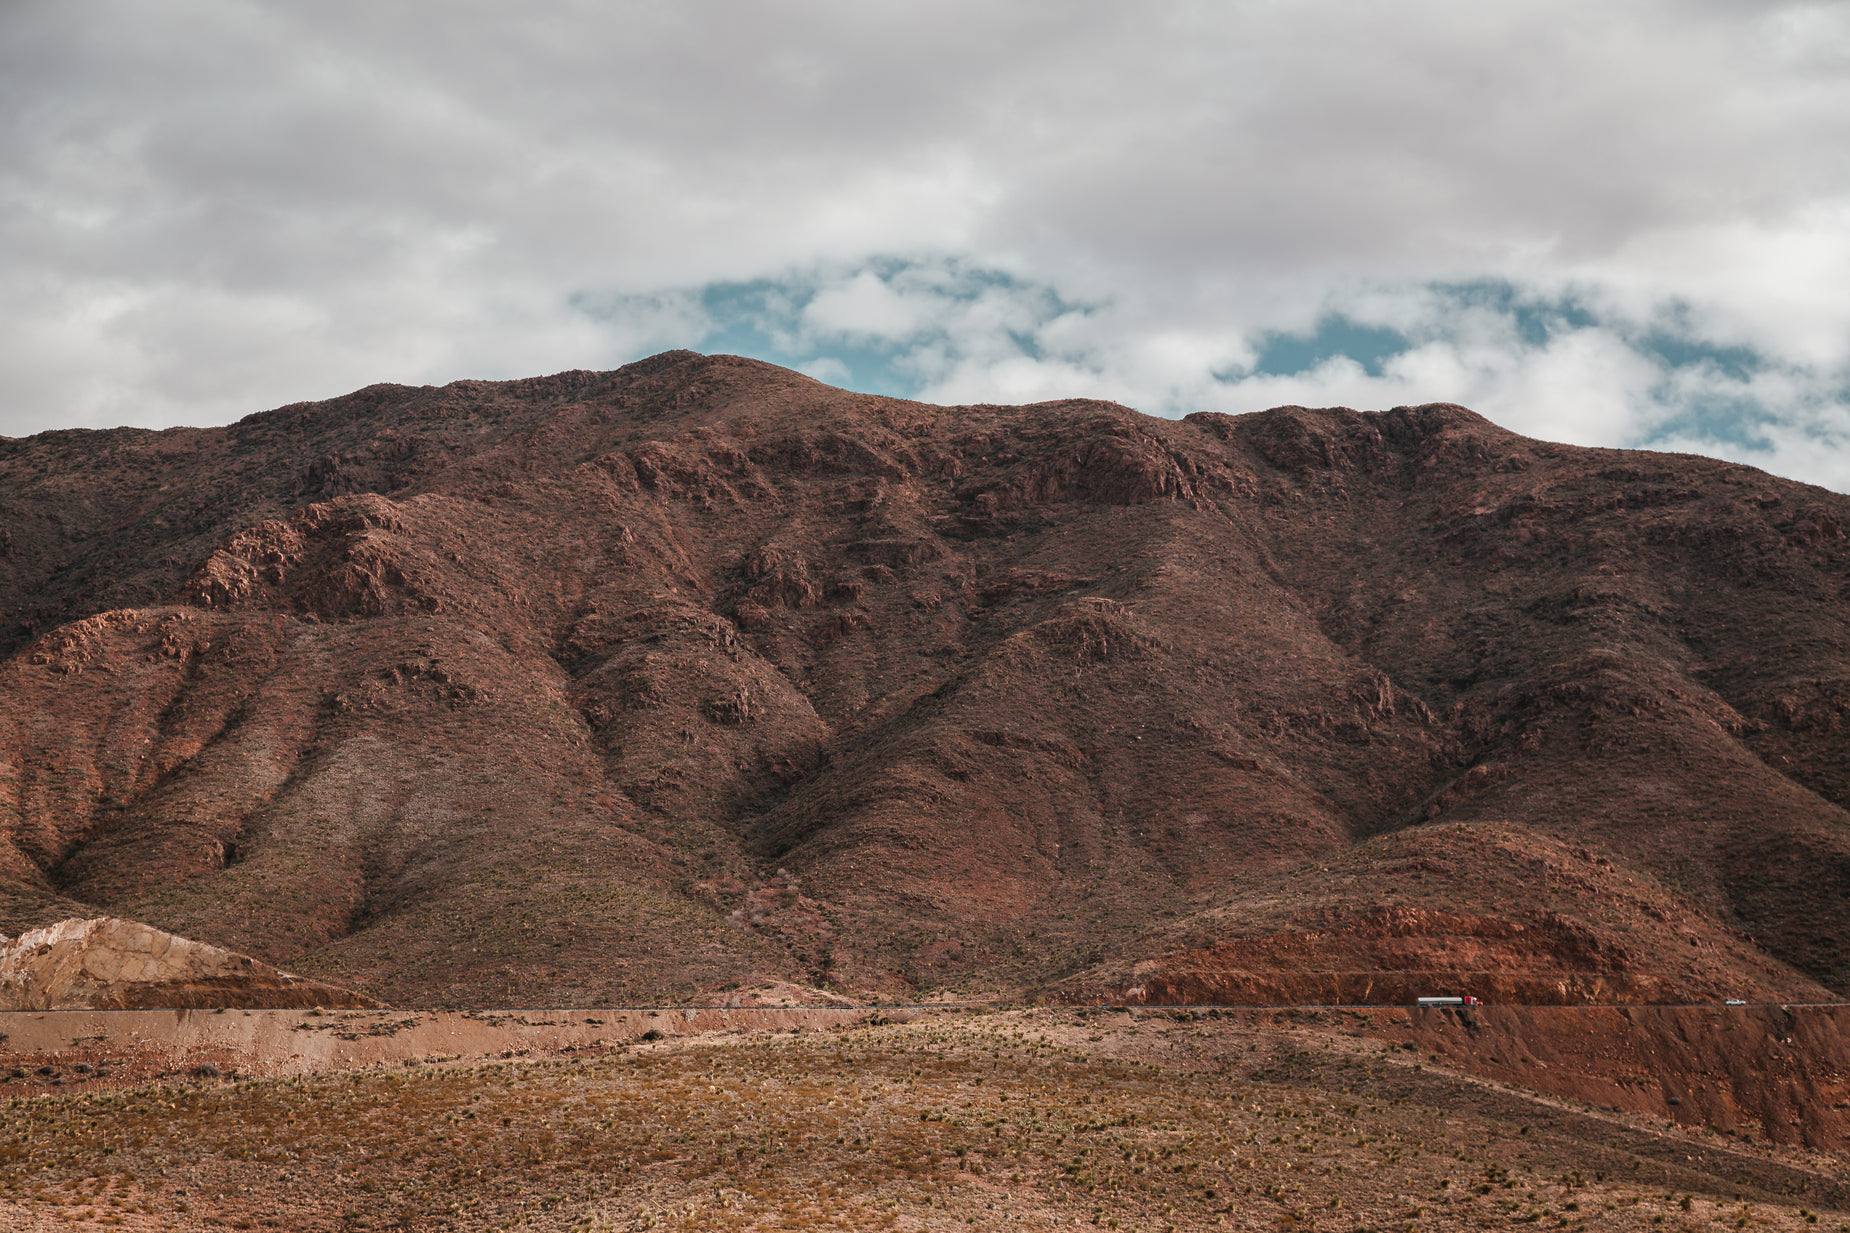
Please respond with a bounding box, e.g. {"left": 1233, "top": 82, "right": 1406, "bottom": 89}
{"left": 1635, "top": 332, "right": 1763, "bottom": 383}
{"left": 1249, "top": 317, "right": 1411, "bottom": 378}
{"left": 1643, "top": 389, "right": 1779, "bottom": 453}
{"left": 699, "top": 278, "right": 928, "bottom": 397}
{"left": 1436, "top": 279, "right": 1600, "bottom": 347}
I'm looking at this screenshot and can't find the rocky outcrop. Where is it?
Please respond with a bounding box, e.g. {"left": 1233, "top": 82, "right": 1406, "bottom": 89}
{"left": 0, "top": 918, "right": 379, "bottom": 1010}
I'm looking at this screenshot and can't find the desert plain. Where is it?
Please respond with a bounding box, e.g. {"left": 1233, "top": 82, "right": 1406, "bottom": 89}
{"left": 3, "top": 999, "right": 1848, "bottom": 1232}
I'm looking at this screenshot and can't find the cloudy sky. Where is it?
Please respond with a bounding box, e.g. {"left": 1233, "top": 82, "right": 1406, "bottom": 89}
{"left": 5, "top": 1, "right": 1850, "bottom": 490}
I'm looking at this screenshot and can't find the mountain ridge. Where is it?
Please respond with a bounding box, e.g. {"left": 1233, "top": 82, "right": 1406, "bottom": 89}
{"left": 0, "top": 350, "right": 1845, "bottom": 1006}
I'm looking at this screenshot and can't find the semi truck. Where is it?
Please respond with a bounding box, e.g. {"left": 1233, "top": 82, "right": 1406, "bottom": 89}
{"left": 1414, "top": 996, "right": 1482, "bottom": 1007}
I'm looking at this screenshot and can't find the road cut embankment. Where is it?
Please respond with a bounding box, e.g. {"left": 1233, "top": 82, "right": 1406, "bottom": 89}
{"left": 0, "top": 1003, "right": 951, "bottom": 1092}
{"left": 1336, "top": 1002, "right": 1850, "bottom": 1150}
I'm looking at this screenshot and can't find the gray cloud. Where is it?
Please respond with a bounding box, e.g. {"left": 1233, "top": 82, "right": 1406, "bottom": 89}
{"left": 4, "top": 0, "right": 1848, "bottom": 488}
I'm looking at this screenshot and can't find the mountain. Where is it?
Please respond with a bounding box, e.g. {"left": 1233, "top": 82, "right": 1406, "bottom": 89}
{"left": 1, "top": 351, "right": 1846, "bottom": 1007}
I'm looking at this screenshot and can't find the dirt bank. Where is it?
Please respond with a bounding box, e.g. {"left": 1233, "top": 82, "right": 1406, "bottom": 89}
{"left": 1092, "top": 1001, "right": 1850, "bottom": 1153}
{"left": 1361, "top": 1002, "right": 1850, "bottom": 1150}
{"left": 0, "top": 1003, "right": 945, "bottom": 1093}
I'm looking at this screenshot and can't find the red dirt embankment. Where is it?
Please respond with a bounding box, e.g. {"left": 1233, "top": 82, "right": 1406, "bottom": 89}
{"left": 1093, "top": 906, "right": 1671, "bottom": 1007}
{"left": 1362, "top": 1003, "right": 1850, "bottom": 1151}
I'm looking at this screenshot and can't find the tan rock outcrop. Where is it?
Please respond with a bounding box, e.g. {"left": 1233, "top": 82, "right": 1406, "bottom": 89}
{"left": 0, "top": 918, "right": 379, "bottom": 1010}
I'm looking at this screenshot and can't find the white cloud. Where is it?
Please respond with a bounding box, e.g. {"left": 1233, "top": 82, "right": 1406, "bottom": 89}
{"left": 1584, "top": 204, "right": 1850, "bottom": 370}
{"left": 3, "top": 0, "right": 1849, "bottom": 487}
{"left": 794, "top": 356, "right": 852, "bottom": 386}
{"left": 802, "top": 271, "right": 930, "bottom": 341}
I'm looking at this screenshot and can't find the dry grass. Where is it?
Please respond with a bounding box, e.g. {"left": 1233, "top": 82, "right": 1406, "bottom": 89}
{"left": 0, "top": 1011, "right": 1844, "bottom": 1232}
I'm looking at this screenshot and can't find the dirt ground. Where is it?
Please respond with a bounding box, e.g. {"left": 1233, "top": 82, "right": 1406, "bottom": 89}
{"left": 1, "top": 1003, "right": 1846, "bottom": 1232}
{"left": 0, "top": 1003, "right": 889, "bottom": 1089}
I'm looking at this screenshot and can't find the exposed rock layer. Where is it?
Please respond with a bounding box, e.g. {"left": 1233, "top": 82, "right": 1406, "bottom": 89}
{"left": 0, "top": 917, "right": 379, "bottom": 1010}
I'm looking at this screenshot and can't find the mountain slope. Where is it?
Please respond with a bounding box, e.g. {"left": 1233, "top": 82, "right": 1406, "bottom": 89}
{"left": 1, "top": 351, "right": 1846, "bottom": 1005}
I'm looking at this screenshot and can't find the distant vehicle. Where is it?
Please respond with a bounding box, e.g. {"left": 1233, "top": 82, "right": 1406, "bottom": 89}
{"left": 1724, "top": 999, "right": 1747, "bottom": 1006}
{"left": 1414, "top": 996, "right": 1483, "bottom": 1007}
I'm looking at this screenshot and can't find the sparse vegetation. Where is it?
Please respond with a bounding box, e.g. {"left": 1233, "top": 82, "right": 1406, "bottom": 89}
{"left": 0, "top": 1010, "right": 1842, "bottom": 1231}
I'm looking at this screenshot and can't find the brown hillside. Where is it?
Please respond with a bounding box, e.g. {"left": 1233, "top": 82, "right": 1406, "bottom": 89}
{"left": 0, "top": 351, "right": 1845, "bottom": 1006}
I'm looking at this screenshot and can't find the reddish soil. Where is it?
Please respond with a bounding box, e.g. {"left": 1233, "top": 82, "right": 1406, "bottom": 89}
{"left": 1059, "top": 822, "right": 1817, "bottom": 1007}
{"left": 1379, "top": 1003, "right": 1850, "bottom": 1151}
{"left": 0, "top": 352, "right": 1846, "bottom": 1009}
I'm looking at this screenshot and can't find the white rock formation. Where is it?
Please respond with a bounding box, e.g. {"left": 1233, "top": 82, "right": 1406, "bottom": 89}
{"left": 0, "top": 917, "right": 378, "bottom": 1010}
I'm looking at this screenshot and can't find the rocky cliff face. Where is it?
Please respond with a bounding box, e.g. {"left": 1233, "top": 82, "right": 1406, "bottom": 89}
{"left": 0, "top": 917, "right": 377, "bottom": 1009}
{"left": 0, "top": 352, "right": 1845, "bottom": 1006}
